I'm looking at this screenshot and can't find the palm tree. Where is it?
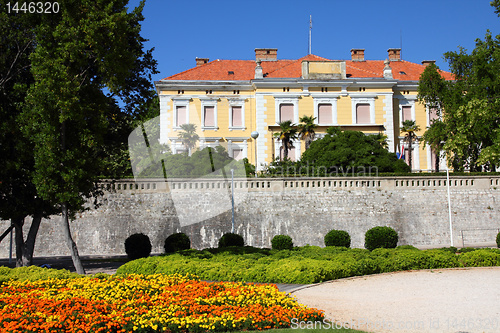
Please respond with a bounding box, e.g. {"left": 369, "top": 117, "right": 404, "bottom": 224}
{"left": 298, "top": 115, "right": 317, "bottom": 150}
{"left": 177, "top": 123, "right": 199, "bottom": 155}
{"left": 273, "top": 120, "right": 298, "bottom": 161}
{"left": 401, "top": 120, "right": 421, "bottom": 171}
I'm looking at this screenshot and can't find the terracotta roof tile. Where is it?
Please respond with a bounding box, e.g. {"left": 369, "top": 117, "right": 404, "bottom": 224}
{"left": 163, "top": 54, "right": 454, "bottom": 81}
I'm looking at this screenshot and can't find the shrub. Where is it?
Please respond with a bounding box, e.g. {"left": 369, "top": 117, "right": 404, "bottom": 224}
{"left": 324, "top": 229, "right": 351, "bottom": 248}
{"left": 125, "top": 233, "right": 152, "bottom": 260}
{"left": 497, "top": 231, "right": 500, "bottom": 248}
{"left": 364, "top": 226, "right": 398, "bottom": 251}
{"left": 271, "top": 235, "right": 293, "bottom": 250}
{"left": 164, "top": 233, "right": 191, "bottom": 253}
{"left": 218, "top": 233, "right": 244, "bottom": 248}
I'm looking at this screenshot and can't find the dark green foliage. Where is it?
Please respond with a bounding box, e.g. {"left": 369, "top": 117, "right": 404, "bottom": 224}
{"left": 457, "top": 247, "right": 479, "bottom": 253}
{"left": 218, "top": 233, "right": 244, "bottom": 248}
{"left": 324, "top": 230, "right": 351, "bottom": 248}
{"left": 364, "top": 226, "right": 399, "bottom": 251}
{"left": 497, "top": 231, "right": 500, "bottom": 248}
{"left": 300, "top": 127, "right": 410, "bottom": 175}
{"left": 125, "top": 233, "right": 152, "bottom": 260}
{"left": 117, "top": 246, "right": 500, "bottom": 284}
{"left": 164, "top": 233, "right": 191, "bottom": 253}
{"left": 271, "top": 235, "right": 293, "bottom": 250}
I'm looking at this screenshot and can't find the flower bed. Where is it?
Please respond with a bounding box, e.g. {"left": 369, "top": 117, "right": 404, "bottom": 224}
{"left": 0, "top": 273, "right": 323, "bottom": 332}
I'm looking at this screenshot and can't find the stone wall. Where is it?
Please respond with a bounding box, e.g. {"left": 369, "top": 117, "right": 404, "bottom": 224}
{"left": 1, "top": 176, "right": 499, "bottom": 258}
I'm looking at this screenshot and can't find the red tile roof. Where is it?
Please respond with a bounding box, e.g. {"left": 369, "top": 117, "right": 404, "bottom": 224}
{"left": 163, "top": 54, "right": 454, "bottom": 81}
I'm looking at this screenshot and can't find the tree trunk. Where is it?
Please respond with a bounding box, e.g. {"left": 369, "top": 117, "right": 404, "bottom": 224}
{"left": 12, "top": 213, "right": 44, "bottom": 267}
{"left": 61, "top": 202, "right": 85, "bottom": 274}
{"left": 12, "top": 217, "right": 24, "bottom": 267}
{"left": 435, "top": 150, "right": 440, "bottom": 173}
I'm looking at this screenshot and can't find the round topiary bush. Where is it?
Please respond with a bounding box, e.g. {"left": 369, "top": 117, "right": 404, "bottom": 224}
{"left": 271, "top": 235, "right": 293, "bottom": 250}
{"left": 364, "top": 226, "right": 398, "bottom": 251}
{"left": 164, "top": 233, "right": 191, "bottom": 253}
{"left": 124, "top": 233, "right": 152, "bottom": 260}
{"left": 497, "top": 231, "right": 500, "bottom": 248}
{"left": 324, "top": 229, "right": 351, "bottom": 248}
{"left": 218, "top": 233, "right": 244, "bottom": 248}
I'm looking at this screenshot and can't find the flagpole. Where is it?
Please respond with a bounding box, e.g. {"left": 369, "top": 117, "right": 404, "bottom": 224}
{"left": 308, "top": 15, "right": 312, "bottom": 55}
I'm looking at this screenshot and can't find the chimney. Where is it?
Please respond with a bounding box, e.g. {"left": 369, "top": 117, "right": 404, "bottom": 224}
{"left": 383, "top": 59, "right": 393, "bottom": 79}
{"left": 350, "top": 49, "right": 365, "bottom": 62}
{"left": 254, "top": 60, "right": 263, "bottom": 79}
{"left": 196, "top": 58, "right": 209, "bottom": 66}
{"left": 255, "top": 48, "right": 277, "bottom": 61}
{"left": 387, "top": 48, "right": 401, "bottom": 62}
{"left": 421, "top": 60, "right": 436, "bottom": 67}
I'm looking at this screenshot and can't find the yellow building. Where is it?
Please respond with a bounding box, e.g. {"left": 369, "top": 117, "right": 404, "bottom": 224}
{"left": 154, "top": 48, "right": 453, "bottom": 172}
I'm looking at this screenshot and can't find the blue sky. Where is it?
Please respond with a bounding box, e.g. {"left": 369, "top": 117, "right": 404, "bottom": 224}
{"left": 128, "top": 0, "right": 500, "bottom": 81}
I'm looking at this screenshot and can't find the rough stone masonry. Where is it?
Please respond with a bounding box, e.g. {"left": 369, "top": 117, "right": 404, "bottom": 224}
{"left": 1, "top": 176, "right": 499, "bottom": 257}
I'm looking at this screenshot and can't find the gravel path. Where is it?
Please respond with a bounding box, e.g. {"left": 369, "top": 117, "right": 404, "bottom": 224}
{"left": 291, "top": 267, "right": 500, "bottom": 333}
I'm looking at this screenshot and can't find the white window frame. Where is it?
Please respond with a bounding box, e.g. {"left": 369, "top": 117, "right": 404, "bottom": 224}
{"left": 275, "top": 137, "right": 300, "bottom": 161}
{"left": 274, "top": 95, "right": 300, "bottom": 124}
{"left": 199, "top": 137, "right": 222, "bottom": 150}
{"left": 313, "top": 95, "right": 339, "bottom": 125}
{"left": 172, "top": 98, "right": 190, "bottom": 129}
{"left": 228, "top": 99, "right": 246, "bottom": 130}
{"left": 200, "top": 99, "right": 218, "bottom": 131}
{"left": 399, "top": 100, "right": 416, "bottom": 126}
{"left": 426, "top": 104, "right": 442, "bottom": 127}
{"left": 351, "top": 94, "right": 376, "bottom": 124}
{"left": 227, "top": 138, "right": 249, "bottom": 160}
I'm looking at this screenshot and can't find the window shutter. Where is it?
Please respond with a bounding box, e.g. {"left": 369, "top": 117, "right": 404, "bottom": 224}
{"left": 318, "top": 104, "right": 332, "bottom": 124}
{"left": 356, "top": 104, "right": 370, "bottom": 124}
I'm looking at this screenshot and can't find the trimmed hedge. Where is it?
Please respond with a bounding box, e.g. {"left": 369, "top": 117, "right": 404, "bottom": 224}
{"left": 164, "top": 233, "right": 191, "bottom": 253}
{"left": 365, "top": 226, "right": 398, "bottom": 251}
{"left": 125, "top": 233, "right": 152, "bottom": 260}
{"left": 115, "top": 246, "right": 500, "bottom": 284}
{"left": 218, "top": 233, "right": 244, "bottom": 248}
{"left": 497, "top": 231, "right": 500, "bottom": 248}
{"left": 324, "top": 230, "right": 351, "bottom": 248}
{"left": 0, "top": 266, "right": 79, "bottom": 285}
{"left": 271, "top": 235, "right": 293, "bottom": 250}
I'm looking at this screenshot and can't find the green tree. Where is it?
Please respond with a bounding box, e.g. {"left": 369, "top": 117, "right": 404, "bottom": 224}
{"left": 300, "top": 127, "right": 410, "bottom": 175}
{"left": 418, "top": 3, "right": 500, "bottom": 171}
{"left": 273, "top": 120, "right": 298, "bottom": 161}
{"left": 421, "top": 120, "right": 447, "bottom": 172}
{"left": 20, "top": 0, "right": 156, "bottom": 274}
{"left": 0, "top": 9, "right": 59, "bottom": 267}
{"left": 400, "top": 120, "right": 421, "bottom": 172}
{"left": 177, "top": 124, "right": 199, "bottom": 156}
{"left": 298, "top": 115, "right": 317, "bottom": 150}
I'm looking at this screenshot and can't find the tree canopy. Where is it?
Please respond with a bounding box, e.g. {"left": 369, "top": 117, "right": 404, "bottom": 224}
{"left": 418, "top": 2, "right": 500, "bottom": 171}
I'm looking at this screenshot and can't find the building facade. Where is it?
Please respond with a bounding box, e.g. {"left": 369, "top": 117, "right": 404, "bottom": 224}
{"left": 154, "top": 48, "right": 453, "bottom": 171}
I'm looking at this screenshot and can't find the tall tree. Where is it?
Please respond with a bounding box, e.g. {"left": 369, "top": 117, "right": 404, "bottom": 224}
{"left": 298, "top": 115, "right": 317, "bottom": 150}
{"left": 400, "top": 120, "right": 421, "bottom": 172}
{"left": 273, "top": 120, "right": 298, "bottom": 161}
{"left": 177, "top": 124, "right": 199, "bottom": 155}
{"left": 0, "top": 9, "right": 59, "bottom": 266}
{"left": 20, "top": 0, "right": 157, "bottom": 274}
{"left": 418, "top": 2, "right": 500, "bottom": 171}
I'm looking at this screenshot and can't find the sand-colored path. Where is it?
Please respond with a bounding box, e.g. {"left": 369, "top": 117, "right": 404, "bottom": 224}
{"left": 291, "top": 267, "right": 500, "bottom": 333}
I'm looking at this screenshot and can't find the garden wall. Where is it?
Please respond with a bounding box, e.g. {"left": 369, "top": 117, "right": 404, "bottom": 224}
{"left": 1, "top": 176, "right": 500, "bottom": 257}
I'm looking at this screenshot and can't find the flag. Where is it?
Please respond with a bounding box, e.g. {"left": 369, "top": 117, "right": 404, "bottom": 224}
{"left": 399, "top": 144, "right": 404, "bottom": 159}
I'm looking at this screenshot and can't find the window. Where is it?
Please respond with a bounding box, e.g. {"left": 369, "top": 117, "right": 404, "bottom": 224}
{"left": 318, "top": 104, "right": 333, "bottom": 124}
{"left": 350, "top": 95, "right": 375, "bottom": 125}
{"left": 232, "top": 148, "right": 243, "bottom": 160}
{"left": 356, "top": 103, "right": 371, "bottom": 124}
{"left": 231, "top": 106, "right": 243, "bottom": 127}
{"left": 429, "top": 107, "right": 439, "bottom": 124}
{"left": 200, "top": 99, "right": 218, "bottom": 130}
{"left": 204, "top": 106, "right": 215, "bottom": 127}
{"left": 402, "top": 105, "right": 412, "bottom": 122}
{"left": 279, "top": 104, "right": 294, "bottom": 122}
{"left": 176, "top": 106, "right": 187, "bottom": 127}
